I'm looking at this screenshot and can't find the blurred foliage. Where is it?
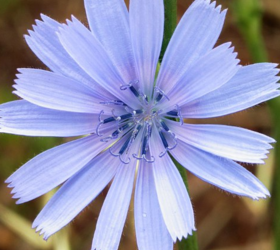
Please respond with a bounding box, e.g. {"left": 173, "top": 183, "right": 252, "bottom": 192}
{"left": 0, "top": 0, "right": 279, "bottom": 250}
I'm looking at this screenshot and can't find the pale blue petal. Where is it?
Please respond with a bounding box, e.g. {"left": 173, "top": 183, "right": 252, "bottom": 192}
{"left": 32, "top": 151, "right": 120, "bottom": 239}
{"left": 157, "top": 0, "right": 226, "bottom": 93}
{"left": 160, "top": 43, "right": 239, "bottom": 111}
{"left": 166, "top": 120, "right": 274, "bottom": 164}
{"left": 129, "top": 0, "right": 164, "bottom": 98}
{"left": 150, "top": 127, "right": 195, "bottom": 241}
{"left": 92, "top": 161, "right": 136, "bottom": 250}
{"left": 84, "top": 0, "right": 136, "bottom": 83}
{"left": 135, "top": 160, "right": 173, "bottom": 250}
{"left": 58, "top": 17, "right": 139, "bottom": 109}
{"left": 171, "top": 141, "right": 270, "bottom": 200}
{"left": 6, "top": 135, "right": 112, "bottom": 204}
{"left": 14, "top": 69, "right": 112, "bottom": 113}
{"left": 26, "top": 15, "right": 112, "bottom": 100}
{"left": 0, "top": 100, "right": 97, "bottom": 137}
{"left": 182, "top": 63, "right": 280, "bottom": 118}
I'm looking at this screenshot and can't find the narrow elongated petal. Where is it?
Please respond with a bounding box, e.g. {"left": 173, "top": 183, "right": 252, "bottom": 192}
{"left": 166, "top": 120, "right": 274, "bottom": 163}
{"left": 0, "top": 100, "right": 97, "bottom": 137}
{"left": 58, "top": 18, "right": 139, "bottom": 109}
{"left": 32, "top": 151, "right": 120, "bottom": 239}
{"left": 157, "top": 0, "right": 226, "bottom": 93}
{"left": 26, "top": 15, "right": 112, "bottom": 100}
{"left": 182, "top": 63, "right": 280, "bottom": 118}
{"left": 92, "top": 161, "right": 136, "bottom": 250}
{"left": 160, "top": 43, "right": 239, "bottom": 111}
{"left": 135, "top": 160, "right": 173, "bottom": 250}
{"left": 129, "top": 0, "right": 164, "bottom": 98}
{"left": 5, "top": 135, "right": 112, "bottom": 203}
{"left": 150, "top": 128, "right": 195, "bottom": 241}
{"left": 14, "top": 69, "right": 111, "bottom": 113}
{"left": 171, "top": 141, "right": 270, "bottom": 199}
{"left": 84, "top": 0, "right": 136, "bottom": 82}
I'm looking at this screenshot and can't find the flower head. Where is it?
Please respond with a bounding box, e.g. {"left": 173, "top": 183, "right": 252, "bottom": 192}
{"left": 1, "top": 0, "right": 279, "bottom": 249}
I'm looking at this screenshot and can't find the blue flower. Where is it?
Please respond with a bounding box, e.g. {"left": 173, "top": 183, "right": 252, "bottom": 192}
{"left": 1, "top": 0, "right": 279, "bottom": 249}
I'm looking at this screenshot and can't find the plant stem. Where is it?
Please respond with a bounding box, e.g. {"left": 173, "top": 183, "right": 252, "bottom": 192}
{"left": 232, "top": 1, "right": 280, "bottom": 249}
{"left": 159, "top": 0, "right": 177, "bottom": 62}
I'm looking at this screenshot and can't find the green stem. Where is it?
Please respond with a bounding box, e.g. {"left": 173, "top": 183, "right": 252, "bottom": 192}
{"left": 159, "top": 0, "right": 177, "bottom": 62}
{"left": 232, "top": 1, "right": 280, "bottom": 249}
{"left": 160, "top": 1, "right": 199, "bottom": 248}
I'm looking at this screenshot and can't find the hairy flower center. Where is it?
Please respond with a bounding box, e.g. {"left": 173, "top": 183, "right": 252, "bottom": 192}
{"left": 96, "top": 80, "right": 182, "bottom": 164}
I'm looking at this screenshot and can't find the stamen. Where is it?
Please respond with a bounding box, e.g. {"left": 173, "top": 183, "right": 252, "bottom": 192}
{"left": 100, "top": 100, "right": 126, "bottom": 106}
{"left": 165, "top": 105, "right": 183, "bottom": 125}
{"left": 154, "top": 87, "right": 170, "bottom": 104}
{"left": 158, "top": 127, "right": 177, "bottom": 157}
{"left": 101, "top": 122, "right": 133, "bottom": 142}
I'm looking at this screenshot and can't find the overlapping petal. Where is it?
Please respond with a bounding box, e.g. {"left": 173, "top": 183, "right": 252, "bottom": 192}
{"left": 32, "top": 151, "right": 120, "bottom": 239}
{"left": 150, "top": 127, "right": 195, "bottom": 241}
{"left": 160, "top": 43, "right": 239, "bottom": 111}
{"left": 182, "top": 63, "right": 280, "bottom": 118}
{"left": 156, "top": 0, "right": 226, "bottom": 93}
{"left": 135, "top": 160, "right": 173, "bottom": 250}
{"left": 6, "top": 135, "right": 112, "bottom": 204}
{"left": 0, "top": 100, "right": 98, "bottom": 137}
{"left": 129, "top": 0, "right": 164, "bottom": 98}
{"left": 25, "top": 15, "right": 111, "bottom": 99}
{"left": 58, "top": 17, "right": 139, "bottom": 108}
{"left": 92, "top": 160, "right": 136, "bottom": 250}
{"left": 84, "top": 0, "right": 136, "bottom": 83}
{"left": 166, "top": 120, "right": 274, "bottom": 163}
{"left": 171, "top": 141, "right": 270, "bottom": 199}
{"left": 14, "top": 69, "right": 114, "bottom": 114}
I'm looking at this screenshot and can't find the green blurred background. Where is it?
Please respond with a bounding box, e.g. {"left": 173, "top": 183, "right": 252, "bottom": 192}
{"left": 0, "top": 0, "right": 280, "bottom": 249}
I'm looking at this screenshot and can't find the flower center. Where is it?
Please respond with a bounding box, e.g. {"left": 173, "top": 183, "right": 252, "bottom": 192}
{"left": 96, "top": 80, "right": 182, "bottom": 164}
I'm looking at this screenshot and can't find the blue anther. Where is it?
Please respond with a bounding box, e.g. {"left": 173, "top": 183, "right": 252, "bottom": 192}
{"left": 159, "top": 130, "right": 169, "bottom": 149}
{"left": 119, "top": 136, "right": 131, "bottom": 155}
{"left": 155, "top": 92, "right": 163, "bottom": 103}
{"left": 103, "top": 117, "right": 116, "bottom": 124}
{"left": 166, "top": 110, "right": 178, "bottom": 117}
{"left": 129, "top": 85, "right": 140, "bottom": 98}
{"left": 120, "top": 113, "right": 133, "bottom": 120}
{"left": 160, "top": 120, "right": 169, "bottom": 132}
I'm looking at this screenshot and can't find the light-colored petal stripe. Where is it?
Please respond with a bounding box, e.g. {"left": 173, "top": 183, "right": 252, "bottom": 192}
{"left": 6, "top": 135, "right": 112, "bottom": 204}
{"left": 129, "top": 0, "right": 164, "bottom": 98}
{"left": 58, "top": 17, "right": 139, "bottom": 109}
{"left": 0, "top": 100, "right": 97, "bottom": 137}
{"left": 92, "top": 161, "right": 136, "bottom": 250}
{"left": 26, "top": 15, "right": 112, "bottom": 100}
{"left": 84, "top": 0, "right": 136, "bottom": 83}
{"left": 166, "top": 120, "right": 274, "bottom": 164}
{"left": 32, "top": 151, "right": 120, "bottom": 239}
{"left": 157, "top": 0, "right": 226, "bottom": 93}
{"left": 135, "top": 160, "right": 173, "bottom": 250}
{"left": 160, "top": 43, "right": 239, "bottom": 111}
{"left": 181, "top": 63, "right": 280, "bottom": 118}
{"left": 14, "top": 69, "right": 112, "bottom": 114}
{"left": 171, "top": 141, "right": 270, "bottom": 200}
{"left": 150, "top": 127, "right": 195, "bottom": 241}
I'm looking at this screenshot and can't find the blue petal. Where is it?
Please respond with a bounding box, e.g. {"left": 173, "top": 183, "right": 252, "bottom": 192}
{"left": 160, "top": 43, "right": 239, "bottom": 111}
{"left": 135, "top": 160, "right": 173, "bottom": 250}
{"left": 0, "top": 100, "right": 97, "bottom": 137}
{"left": 58, "top": 17, "right": 139, "bottom": 109}
{"left": 166, "top": 120, "right": 274, "bottom": 164}
{"left": 157, "top": 0, "right": 226, "bottom": 93}
{"left": 92, "top": 160, "right": 136, "bottom": 250}
{"left": 84, "top": 0, "right": 136, "bottom": 83}
{"left": 14, "top": 69, "right": 112, "bottom": 113}
{"left": 32, "top": 151, "right": 120, "bottom": 239}
{"left": 182, "top": 63, "right": 280, "bottom": 118}
{"left": 171, "top": 141, "right": 270, "bottom": 200}
{"left": 129, "top": 0, "right": 164, "bottom": 98}
{"left": 150, "top": 127, "right": 195, "bottom": 241}
{"left": 6, "top": 135, "right": 112, "bottom": 204}
{"left": 26, "top": 15, "right": 112, "bottom": 100}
